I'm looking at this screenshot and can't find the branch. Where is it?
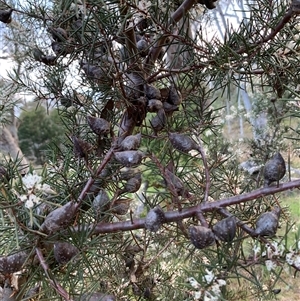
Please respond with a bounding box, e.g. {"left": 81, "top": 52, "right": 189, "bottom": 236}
{"left": 35, "top": 248, "right": 74, "bottom": 301}
{"left": 86, "top": 179, "right": 300, "bottom": 234}
{"left": 144, "top": 0, "right": 197, "bottom": 74}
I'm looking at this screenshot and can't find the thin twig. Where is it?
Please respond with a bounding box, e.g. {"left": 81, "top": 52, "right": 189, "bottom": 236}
{"left": 35, "top": 247, "right": 74, "bottom": 301}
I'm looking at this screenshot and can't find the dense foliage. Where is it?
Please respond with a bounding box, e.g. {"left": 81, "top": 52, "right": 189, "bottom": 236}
{"left": 0, "top": 0, "right": 300, "bottom": 300}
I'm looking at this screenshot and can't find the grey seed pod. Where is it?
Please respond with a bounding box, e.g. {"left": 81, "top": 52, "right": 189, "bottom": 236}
{"left": 114, "top": 150, "right": 144, "bottom": 167}
{"left": 264, "top": 152, "right": 286, "bottom": 186}
{"left": 119, "top": 133, "right": 141, "bottom": 150}
{"left": 73, "top": 136, "right": 93, "bottom": 159}
{"left": 125, "top": 72, "right": 144, "bottom": 99}
{"left": 163, "top": 102, "right": 179, "bottom": 114}
{"left": 60, "top": 97, "right": 73, "bottom": 107}
{"left": 33, "top": 48, "right": 45, "bottom": 61}
{"left": 80, "top": 292, "right": 116, "bottom": 301}
{"left": 0, "top": 251, "right": 28, "bottom": 274}
{"left": 150, "top": 108, "right": 166, "bottom": 134}
{"left": 53, "top": 241, "right": 79, "bottom": 265}
{"left": 41, "top": 55, "right": 57, "bottom": 65}
{"left": 197, "top": 0, "right": 217, "bottom": 9}
{"left": 48, "top": 27, "right": 68, "bottom": 42}
{"left": 24, "top": 285, "right": 41, "bottom": 300}
{"left": 137, "top": 17, "right": 149, "bottom": 31}
{"left": 147, "top": 99, "right": 163, "bottom": 112}
{"left": 168, "top": 85, "right": 182, "bottom": 106}
{"left": 112, "top": 198, "right": 131, "bottom": 215}
{"left": 41, "top": 201, "right": 77, "bottom": 234}
{"left": 33, "top": 48, "right": 56, "bottom": 65}
{"left": 51, "top": 41, "right": 74, "bottom": 56}
{"left": 169, "top": 132, "right": 200, "bottom": 153}
{"left": 137, "top": 39, "right": 149, "bottom": 57}
{"left": 254, "top": 207, "right": 281, "bottom": 236}
{"left": 145, "top": 84, "right": 161, "bottom": 100}
{"left": 164, "top": 168, "right": 186, "bottom": 196}
{"left": 92, "top": 189, "right": 110, "bottom": 217}
{"left": 87, "top": 116, "right": 110, "bottom": 136}
{"left": 145, "top": 206, "right": 165, "bottom": 232}
{"left": 81, "top": 64, "right": 111, "bottom": 85}
{"left": 1, "top": 283, "right": 16, "bottom": 301}
{"left": 122, "top": 173, "right": 142, "bottom": 193}
{"left": 212, "top": 216, "right": 236, "bottom": 242}
{"left": 189, "top": 225, "right": 215, "bottom": 249}
{"left": 0, "top": 9, "right": 13, "bottom": 24}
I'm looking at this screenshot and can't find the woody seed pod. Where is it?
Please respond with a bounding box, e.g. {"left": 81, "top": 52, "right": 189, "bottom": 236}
{"left": 212, "top": 216, "right": 236, "bottom": 242}
{"left": 112, "top": 198, "right": 131, "bottom": 215}
{"left": 122, "top": 173, "right": 142, "bottom": 193}
{"left": 92, "top": 189, "right": 110, "bottom": 217}
{"left": 137, "top": 39, "right": 149, "bottom": 57}
{"left": 263, "top": 152, "right": 286, "bottom": 186}
{"left": 87, "top": 116, "right": 110, "bottom": 136}
{"left": 119, "top": 133, "right": 141, "bottom": 150}
{"left": 169, "top": 132, "right": 200, "bottom": 153}
{"left": 145, "top": 206, "right": 165, "bottom": 232}
{"left": 0, "top": 251, "right": 28, "bottom": 274}
{"left": 73, "top": 136, "right": 93, "bottom": 159}
{"left": 145, "top": 84, "right": 161, "bottom": 100}
{"left": 164, "top": 168, "right": 187, "bottom": 196}
{"left": 48, "top": 27, "right": 68, "bottom": 42}
{"left": 189, "top": 225, "right": 215, "bottom": 249}
{"left": 41, "top": 201, "right": 77, "bottom": 234}
{"left": 254, "top": 207, "right": 281, "bottom": 236}
{"left": 147, "top": 99, "right": 163, "bottom": 112}
{"left": 114, "top": 150, "right": 144, "bottom": 167}
{"left": 167, "top": 85, "right": 182, "bottom": 106}
{"left": 150, "top": 108, "right": 166, "bottom": 134}
{"left": 54, "top": 241, "right": 79, "bottom": 265}
{"left": 0, "top": 9, "right": 13, "bottom": 24}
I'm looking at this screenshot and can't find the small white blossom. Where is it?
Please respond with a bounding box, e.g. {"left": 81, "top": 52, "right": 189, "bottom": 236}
{"left": 286, "top": 252, "right": 294, "bottom": 265}
{"left": 203, "top": 269, "right": 215, "bottom": 284}
{"left": 193, "top": 291, "right": 202, "bottom": 300}
{"left": 253, "top": 244, "right": 261, "bottom": 259}
{"left": 22, "top": 173, "right": 42, "bottom": 189}
{"left": 188, "top": 277, "right": 201, "bottom": 289}
{"left": 25, "top": 199, "right": 34, "bottom": 209}
{"left": 294, "top": 255, "right": 300, "bottom": 268}
{"left": 265, "top": 259, "right": 277, "bottom": 271}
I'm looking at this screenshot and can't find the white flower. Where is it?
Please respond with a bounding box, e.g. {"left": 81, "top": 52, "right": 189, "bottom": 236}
{"left": 215, "top": 279, "right": 226, "bottom": 287}
{"left": 193, "top": 291, "right": 202, "bottom": 300}
{"left": 286, "top": 252, "right": 294, "bottom": 265}
{"left": 188, "top": 277, "right": 201, "bottom": 289}
{"left": 294, "top": 255, "right": 300, "bottom": 269}
{"left": 265, "top": 259, "right": 277, "bottom": 271}
{"left": 203, "top": 269, "right": 215, "bottom": 284}
{"left": 25, "top": 199, "right": 34, "bottom": 209}
{"left": 252, "top": 243, "right": 261, "bottom": 259}
{"left": 22, "top": 173, "right": 42, "bottom": 189}
{"left": 28, "top": 193, "right": 40, "bottom": 205}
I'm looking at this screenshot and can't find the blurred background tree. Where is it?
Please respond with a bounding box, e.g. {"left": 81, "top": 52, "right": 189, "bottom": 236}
{"left": 18, "top": 104, "right": 67, "bottom": 165}
{"left": 0, "top": 0, "right": 300, "bottom": 300}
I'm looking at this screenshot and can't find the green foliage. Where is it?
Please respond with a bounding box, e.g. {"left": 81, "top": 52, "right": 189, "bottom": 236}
{"left": 18, "top": 104, "right": 67, "bottom": 164}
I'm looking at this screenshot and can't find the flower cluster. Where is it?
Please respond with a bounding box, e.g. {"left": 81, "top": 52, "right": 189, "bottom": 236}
{"left": 18, "top": 172, "right": 54, "bottom": 209}
{"left": 187, "top": 269, "right": 226, "bottom": 301}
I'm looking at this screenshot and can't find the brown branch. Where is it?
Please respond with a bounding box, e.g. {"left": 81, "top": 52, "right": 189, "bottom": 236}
{"left": 35, "top": 248, "right": 74, "bottom": 301}
{"left": 237, "top": 7, "right": 295, "bottom": 55}
{"left": 88, "top": 179, "right": 300, "bottom": 234}
{"left": 144, "top": 0, "right": 197, "bottom": 74}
